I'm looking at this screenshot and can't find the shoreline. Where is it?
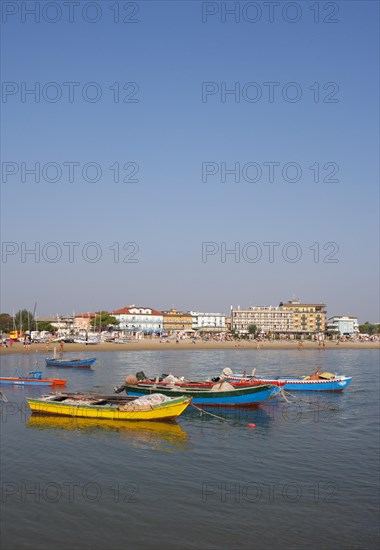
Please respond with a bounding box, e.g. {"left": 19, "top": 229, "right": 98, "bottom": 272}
{"left": 1, "top": 340, "right": 379, "bottom": 354}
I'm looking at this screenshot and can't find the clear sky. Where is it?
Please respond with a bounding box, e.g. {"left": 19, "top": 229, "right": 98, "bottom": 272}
{"left": 1, "top": 0, "right": 379, "bottom": 322}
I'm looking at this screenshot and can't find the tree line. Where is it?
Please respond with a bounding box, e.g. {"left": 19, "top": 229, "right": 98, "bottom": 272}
{"left": 0, "top": 310, "right": 119, "bottom": 333}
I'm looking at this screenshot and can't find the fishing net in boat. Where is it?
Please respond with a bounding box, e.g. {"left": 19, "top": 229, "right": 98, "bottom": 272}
{"left": 51, "top": 398, "right": 95, "bottom": 406}
{"left": 221, "top": 368, "right": 233, "bottom": 379}
{"left": 118, "top": 393, "right": 172, "bottom": 411}
{"left": 125, "top": 375, "right": 138, "bottom": 385}
{"left": 210, "top": 381, "right": 235, "bottom": 392}
{"left": 162, "top": 374, "right": 187, "bottom": 385}
{"left": 212, "top": 368, "right": 234, "bottom": 382}
{"left": 134, "top": 394, "right": 172, "bottom": 405}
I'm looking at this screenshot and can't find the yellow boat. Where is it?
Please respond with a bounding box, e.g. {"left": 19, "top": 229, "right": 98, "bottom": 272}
{"left": 26, "top": 392, "right": 192, "bottom": 422}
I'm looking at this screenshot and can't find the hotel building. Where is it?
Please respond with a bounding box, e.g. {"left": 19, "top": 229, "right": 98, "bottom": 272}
{"left": 231, "top": 306, "right": 292, "bottom": 335}
{"left": 280, "top": 300, "right": 326, "bottom": 334}
{"left": 111, "top": 306, "right": 163, "bottom": 333}
{"left": 327, "top": 316, "right": 359, "bottom": 335}
{"left": 231, "top": 299, "right": 327, "bottom": 336}
{"left": 190, "top": 312, "right": 226, "bottom": 332}
{"left": 162, "top": 309, "right": 193, "bottom": 334}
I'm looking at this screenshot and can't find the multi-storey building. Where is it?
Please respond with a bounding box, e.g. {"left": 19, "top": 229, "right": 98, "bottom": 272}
{"left": 162, "top": 309, "right": 193, "bottom": 334}
{"left": 38, "top": 316, "right": 74, "bottom": 334}
{"left": 225, "top": 316, "right": 232, "bottom": 332}
{"left": 231, "top": 306, "right": 292, "bottom": 335}
{"left": 280, "top": 300, "right": 326, "bottom": 334}
{"left": 327, "top": 316, "right": 359, "bottom": 335}
{"left": 111, "top": 306, "right": 163, "bottom": 333}
{"left": 231, "top": 299, "right": 327, "bottom": 335}
{"left": 73, "top": 313, "right": 97, "bottom": 333}
{"left": 189, "top": 312, "right": 226, "bottom": 332}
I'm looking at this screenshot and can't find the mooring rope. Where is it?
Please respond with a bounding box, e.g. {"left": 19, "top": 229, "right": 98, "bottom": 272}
{"left": 278, "top": 386, "right": 293, "bottom": 404}
{"left": 279, "top": 387, "right": 338, "bottom": 411}
{"left": 190, "top": 403, "right": 231, "bottom": 422}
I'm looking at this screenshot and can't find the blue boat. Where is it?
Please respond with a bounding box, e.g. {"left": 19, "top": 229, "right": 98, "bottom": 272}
{"left": 228, "top": 371, "right": 352, "bottom": 392}
{"left": 45, "top": 357, "right": 96, "bottom": 368}
{"left": 118, "top": 381, "right": 278, "bottom": 407}
{"left": 274, "top": 376, "right": 352, "bottom": 392}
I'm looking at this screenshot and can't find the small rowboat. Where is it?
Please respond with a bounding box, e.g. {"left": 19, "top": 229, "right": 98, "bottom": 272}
{"left": 0, "top": 371, "right": 66, "bottom": 387}
{"left": 227, "top": 370, "right": 352, "bottom": 392}
{"left": 26, "top": 392, "right": 191, "bottom": 422}
{"left": 118, "top": 381, "right": 278, "bottom": 407}
{"left": 45, "top": 357, "right": 96, "bottom": 368}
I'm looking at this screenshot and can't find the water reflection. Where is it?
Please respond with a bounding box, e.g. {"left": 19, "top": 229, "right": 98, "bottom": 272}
{"left": 27, "top": 415, "right": 190, "bottom": 451}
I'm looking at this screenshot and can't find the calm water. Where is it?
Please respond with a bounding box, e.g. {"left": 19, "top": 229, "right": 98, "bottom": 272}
{"left": 1, "top": 350, "right": 379, "bottom": 550}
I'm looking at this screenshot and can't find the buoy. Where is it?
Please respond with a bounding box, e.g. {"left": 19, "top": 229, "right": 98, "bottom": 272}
{"left": 248, "top": 423, "right": 256, "bottom": 428}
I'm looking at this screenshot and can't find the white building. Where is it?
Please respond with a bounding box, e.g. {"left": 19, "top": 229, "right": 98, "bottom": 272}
{"left": 327, "top": 316, "right": 359, "bottom": 335}
{"left": 231, "top": 306, "right": 292, "bottom": 335}
{"left": 189, "top": 311, "right": 226, "bottom": 332}
{"left": 111, "top": 306, "right": 163, "bottom": 333}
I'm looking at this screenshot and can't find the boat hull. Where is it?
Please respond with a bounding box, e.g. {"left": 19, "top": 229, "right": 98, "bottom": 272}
{"left": 26, "top": 396, "right": 191, "bottom": 421}
{"left": 280, "top": 377, "right": 352, "bottom": 391}
{"left": 0, "top": 378, "right": 66, "bottom": 386}
{"left": 124, "top": 384, "right": 277, "bottom": 407}
{"left": 45, "top": 358, "right": 96, "bottom": 368}
{"left": 229, "top": 376, "right": 352, "bottom": 392}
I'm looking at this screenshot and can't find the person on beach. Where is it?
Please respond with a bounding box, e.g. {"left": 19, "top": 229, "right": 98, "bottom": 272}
{"left": 59, "top": 340, "right": 64, "bottom": 353}
{"left": 24, "top": 335, "right": 31, "bottom": 350}
{"left": 298, "top": 340, "right": 303, "bottom": 349}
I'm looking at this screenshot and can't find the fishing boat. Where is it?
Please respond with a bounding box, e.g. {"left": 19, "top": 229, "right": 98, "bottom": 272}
{"left": 226, "top": 369, "right": 352, "bottom": 392}
{"left": 26, "top": 392, "right": 192, "bottom": 422}
{"left": 45, "top": 357, "right": 96, "bottom": 368}
{"left": 117, "top": 380, "right": 278, "bottom": 407}
{"left": 0, "top": 371, "right": 67, "bottom": 387}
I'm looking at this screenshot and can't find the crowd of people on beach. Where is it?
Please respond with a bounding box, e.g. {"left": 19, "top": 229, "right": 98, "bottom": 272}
{"left": 1, "top": 331, "right": 379, "bottom": 351}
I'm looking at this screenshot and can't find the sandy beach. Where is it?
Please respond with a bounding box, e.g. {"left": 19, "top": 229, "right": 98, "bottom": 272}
{"left": 1, "top": 340, "right": 379, "bottom": 355}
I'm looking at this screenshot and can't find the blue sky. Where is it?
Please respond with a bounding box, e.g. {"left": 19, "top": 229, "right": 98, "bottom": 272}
{"left": 1, "top": 0, "right": 379, "bottom": 321}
